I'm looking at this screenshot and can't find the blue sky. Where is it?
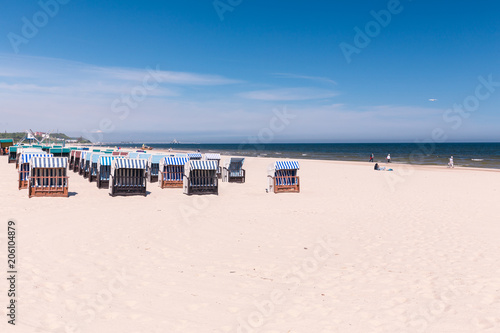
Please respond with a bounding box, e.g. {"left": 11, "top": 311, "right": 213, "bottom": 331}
{"left": 0, "top": 0, "right": 499, "bottom": 143}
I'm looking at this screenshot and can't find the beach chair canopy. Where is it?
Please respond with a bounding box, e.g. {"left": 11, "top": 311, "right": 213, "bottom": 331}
{"left": 21, "top": 153, "right": 53, "bottom": 164}
{"left": 9, "top": 146, "right": 18, "bottom": 152}
{"left": 91, "top": 153, "right": 104, "bottom": 163}
{"left": 127, "top": 152, "right": 139, "bottom": 159}
{"left": 274, "top": 161, "right": 300, "bottom": 170}
{"left": 205, "top": 153, "right": 221, "bottom": 160}
{"left": 187, "top": 153, "right": 202, "bottom": 159}
{"left": 111, "top": 158, "right": 147, "bottom": 172}
{"left": 29, "top": 157, "right": 68, "bottom": 169}
{"left": 137, "top": 153, "right": 152, "bottom": 160}
{"left": 149, "top": 154, "right": 168, "bottom": 164}
{"left": 1, "top": 139, "right": 14, "bottom": 148}
{"left": 97, "top": 156, "right": 116, "bottom": 168}
{"left": 186, "top": 160, "right": 218, "bottom": 174}
{"left": 84, "top": 152, "right": 94, "bottom": 161}
{"left": 159, "top": 157, "right": 189, "bottom": 169}
{"left": 20, "top": 147, "right": 44, "bottom": 154}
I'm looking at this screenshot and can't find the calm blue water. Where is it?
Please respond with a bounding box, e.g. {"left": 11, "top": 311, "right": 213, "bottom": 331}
{"left": 111, "top": 143, "right": 500, "bottom": 169}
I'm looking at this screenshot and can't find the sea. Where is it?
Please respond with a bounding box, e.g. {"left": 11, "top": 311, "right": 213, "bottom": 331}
{"left": 111, "top": 143, "right": 500, "bottom": 169}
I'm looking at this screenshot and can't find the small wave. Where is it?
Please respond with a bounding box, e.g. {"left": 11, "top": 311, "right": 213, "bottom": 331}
{"left": 302, "top": 154, "right": 308, "bottom": 156}
{"left": 471, "top": 159, "right": 484, "bottom": 162}
{"left": 275, "top": 152, "right": 282, "bottom": 155}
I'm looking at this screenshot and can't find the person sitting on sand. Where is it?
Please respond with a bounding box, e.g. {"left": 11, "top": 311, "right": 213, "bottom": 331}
{"left": 374, "top": 163, "right": 379, "bottom": 170}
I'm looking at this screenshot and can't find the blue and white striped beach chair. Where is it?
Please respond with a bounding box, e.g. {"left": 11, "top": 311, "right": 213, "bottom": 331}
{"left": 183, "top": 160, "right": 218, "bottom": 195}
{"left": 267, "top": 161, "right": 300, "bottom": 193}
{"left": 109, "top": 158, "right": 147, "bottom": 196}
{"left": 96, "top": 156, "right": 117, "bottom": 189}
{"left": 158, "top": 156, "right": 189, "bottom": 188}
{"left": 28, "top": 157, "right": 69, "bottom": 198}
{"left": 187, "top": 152, "right": 202, "bottom": 160}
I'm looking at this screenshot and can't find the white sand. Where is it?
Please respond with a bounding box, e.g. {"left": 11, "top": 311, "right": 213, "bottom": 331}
{"left": 1, "top": 154, "right": 500, "bottom": 333}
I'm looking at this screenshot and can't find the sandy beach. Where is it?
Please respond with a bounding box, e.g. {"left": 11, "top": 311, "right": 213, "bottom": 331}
{"left": 1, "top": 153, "right": 500, "bottom": 333}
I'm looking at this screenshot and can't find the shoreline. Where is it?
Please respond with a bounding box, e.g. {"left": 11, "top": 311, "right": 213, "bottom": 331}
{"left": 72, "top": 144, "right": 500, "bottom": 173}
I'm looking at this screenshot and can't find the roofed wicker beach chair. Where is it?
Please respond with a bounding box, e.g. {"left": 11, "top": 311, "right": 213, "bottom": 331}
{"left": 205, "top": 153, "right": 222, "bottom": 178}
{"left": 88, "top": 153, "right": 103, "bottom": 182}
{"left": 96, "top": 156, "right": 117, "bottom": 189}
{"left": 72, "top": 150, "right": 83, "bottom": 173}
{"left": 82, "top": 151, "right": 95, "bottom": 179}
{"left": 28, "top": 157, "right": 69, "bottom": 198}
{"left": 158, "top": 156, "right": 189, "bottom": 188}
{"left": 78, "top": 151, "right": 90, "bottom": 176}
{"left": 18, "top": 152, "right": 53, "bottom": 189}
{"left": 69, "top": 149, "right": 77, "bottom": 169}
{"left": 1, "top": 139, "right": 14, "bottom": 156}
{"left": 183, "top": 160, "right": 218, "bottom": 195}
{"left": 267, "top": 161, "right": 300, "bottom": 193}
{"left": 147, "top": 154, "right": 168, "bottom": 183}
{"left": 222, "top": 157, "right": 245, "bottom": 183}
{"left": 109, "top": 158, "right": 147, "bottom": 197}
{"left": 187, "top": 152, "right": 202, "bottom": 160}
{"left": 8, "top": 146, "right": 18, "bottom": 163}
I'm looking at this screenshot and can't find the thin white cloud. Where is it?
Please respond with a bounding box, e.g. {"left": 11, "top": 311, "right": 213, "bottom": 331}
{"left": 238, "top": 88, "right": 339, "bottom": 101}
{"left": 272, "top": 73, "right": 337, "bottom": 85}
{"left": 87, "top": 66, "right": 242, "bottom": 86}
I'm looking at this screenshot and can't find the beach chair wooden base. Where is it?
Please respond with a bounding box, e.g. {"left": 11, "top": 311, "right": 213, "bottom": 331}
{"left": 110, "top": 186, "right": 147, "bottom": 197}
{"left": 18, "top": 180, "right": 28, "bottom": 190}
{"left": 29, "top": 186, "right": 68, "bottom": 198}
{"left": 273, "top": 177, "right": 300, "bottom": 193}
{"left": 161, "top": 180, "right": 183, "bottom": 188}
{"left": 227, "top": 175, "right": 245, "bottom": 183}
{"left": 149, "top": 175, "right": 159, "bottom": 183}
{"left": 97, "top": 179, "right": 109, "bottom": 189}
{"left": 184, "top": 185, "right": 218, "bottom": 195}
{"left": 89, "top": 174, "right": 96, "bottom": 182}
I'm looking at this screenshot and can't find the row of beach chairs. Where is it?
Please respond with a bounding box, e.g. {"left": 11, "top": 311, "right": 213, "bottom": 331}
{"left": 9, "top": 146, "right": 300, "bottom": 197}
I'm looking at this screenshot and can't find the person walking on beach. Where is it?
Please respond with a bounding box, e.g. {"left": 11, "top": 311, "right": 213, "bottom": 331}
{"left": 369, "top": 153, "right": 374, "bottom": 162}
{"left": 387, "top": 154, "right": 391, "bottom": 163}
{"left": 448, "top": 156, "right": 454, "bottom": 168}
